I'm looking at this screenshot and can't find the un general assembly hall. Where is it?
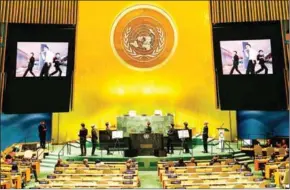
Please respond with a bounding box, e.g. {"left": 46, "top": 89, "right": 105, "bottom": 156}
{"left": 0, "top": 0, "right": 289, "bottom": 189}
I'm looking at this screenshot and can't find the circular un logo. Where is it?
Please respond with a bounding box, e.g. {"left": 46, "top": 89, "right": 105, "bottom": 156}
{"left": 111, "top": 5, "right": 177, "bottom": 70}
{"left": 143, "top": 134, "right": 150, "bottom": 139}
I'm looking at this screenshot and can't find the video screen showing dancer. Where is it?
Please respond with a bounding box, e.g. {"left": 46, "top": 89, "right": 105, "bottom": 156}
{"left": 16, "top": 42, "right": 69, "bottom": 77}
{"left": 220, "top": 39, "right": 272, "bottom": 75}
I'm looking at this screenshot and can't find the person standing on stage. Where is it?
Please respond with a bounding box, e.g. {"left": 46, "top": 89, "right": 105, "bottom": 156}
{"left": 145, "top": 121, "right": 152, "bottom": 134}
{"left": 91, "top": 125, "right": 98, "bottom": 156}
{"left": 167, "top": 123, "right": 176, "bottom": 154}
{"left": 105, "top": 122, "right": 113, "bottom": 155}
{"left": 23, "top": 52, "right": 36, "bottom": 77}
{"left": 38, "top": 121, "right": 47, "bottom": 149}
{"left": 229, "top": 51, "right": 242, "bottom": 75}
{"left": 183, "top": 122, "right": 191, "bottom": 153}
{"left": 244, "top": 43, "right": 257, "bottom": 75}
{"left": 202, "top": 121, "right": 209, "bottom": 153}
{"left": 79, "top": 123, "right": 88, "bottom": 156}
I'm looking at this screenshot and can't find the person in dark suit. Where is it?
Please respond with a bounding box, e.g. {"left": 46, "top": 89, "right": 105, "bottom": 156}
{"left": 167, "top": 123, "right": 176, "bottom": 154}
{"left": 229, "top": 51, "right": 242, "bottom": 75}
{"left": 183, "top": 122, "right": 191, "bottom": 153}
{"left": 255, "top": 50, "right": 268, "bottom": 74}
{"left": 79, "top": 123, "right": 88, "bottom": 156}
{"left": 202, "top": 121, "right": 209, "bottom": 153}
{"left": 145, "top": 121, "right": 152, "bottom": 133}
{"left": 38, "top": 121, "right": 47, "bottom": 149}
{"left": 91, "top": 125, "right": 98, "bottom": 156}
{"left": 49, "top": 53, "right": 63, "bottom": 77}
{"left": 23, "top": 52, "right": 36, "bottom": 77}
{"left": 105, "top": 122, "right": 112, "bottom": 155}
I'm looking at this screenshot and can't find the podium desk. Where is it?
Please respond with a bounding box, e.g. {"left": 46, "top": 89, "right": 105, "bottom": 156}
{"left": 130, "top": 133, "right": 164, "bottom": 156}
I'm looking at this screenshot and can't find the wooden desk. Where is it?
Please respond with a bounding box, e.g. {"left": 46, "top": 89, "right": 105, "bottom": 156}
{"left": 265, "top": 163, "right": 289, "bottom": 179}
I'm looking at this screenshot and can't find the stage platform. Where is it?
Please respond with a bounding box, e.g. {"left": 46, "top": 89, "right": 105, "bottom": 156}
{"left": 53, "top": 143, "right": 240, "bottom": 170}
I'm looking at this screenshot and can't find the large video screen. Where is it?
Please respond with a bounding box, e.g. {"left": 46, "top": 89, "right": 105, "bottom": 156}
{"left": 220, "top": 39, "right": 272, "bottom": 75}
{"left": 212, "top": 21, "right": 287, "bottom": 110}
{"left": 16, "top": 42, "right": 68, "bottom": 77}
{"left": 3, "top": 24, "right": 75, "bottom": 113}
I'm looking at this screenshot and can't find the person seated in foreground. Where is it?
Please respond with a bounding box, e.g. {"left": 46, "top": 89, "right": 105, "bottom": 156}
{"left": 276, "top": 139, "right": 288, "bottom": 149}
{"left": 187, "top": 157, "right": 197, "bottom": 166}
{"left": 241, "top": 163, "right": 252, "bottom": 172}
{"left": 95, "top": 159, "right": 104, "bottom": 167}
{"left": 175, "top": 158, "right": 186, "bottom": 167}
{"left": 83, "top": 159, "right": 89, "bottom": 167}
{"left": 209, "top": 155, "right": 221, "bottom": 165}
{"left": 55, "top": 159, "right": 63, "bottom": 167}
{"left": 281, "top": 139, "right": 288, "bottom": 149}
{"left": 126, "top": 158, "right": 136, "bottom": 168}
{"left": 268, "top": 153, "right": 278, "bottom": 163}
{"left": 281, "top": 149, "right": 289, "bottom": 161}
{"left": 11, "top": 161, "right": 19, "bottom": 172}
{"left": 5, "top": 154, "right": 13, "bottom": 164}
{"left": 264, "top": 139, "right": 273, "bottom": 147}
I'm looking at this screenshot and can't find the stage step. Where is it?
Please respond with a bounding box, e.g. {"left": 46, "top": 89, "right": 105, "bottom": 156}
{"left": 40, "top": 162, "right": 55, "bottom": 168}
{"left": 45, "top": 155, "right": 59, "bottom": 160}
{"left": 233, "top": 152, "right": 246, "bottom": 157}
{"left": 42, "top": 159, "right": 58, "bottom": 164}
{"left": 238, "top": 160, "right": 254, "bottom": 164}
{"left": 235, "top": 156, "right": 251, "bottom": 161}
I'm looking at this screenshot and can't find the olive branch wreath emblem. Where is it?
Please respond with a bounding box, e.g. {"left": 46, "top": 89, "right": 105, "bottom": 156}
{"left": 123, "top": 26, "right": 165, "bottom": 59}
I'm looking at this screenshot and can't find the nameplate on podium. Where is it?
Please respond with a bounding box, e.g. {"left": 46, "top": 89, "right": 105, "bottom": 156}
{"left": 140, "top": 144, "right": 153, "bottom": 149}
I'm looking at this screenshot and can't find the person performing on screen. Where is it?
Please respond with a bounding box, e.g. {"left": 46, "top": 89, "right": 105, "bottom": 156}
{"left": 40, "top": 45, "right": 54, "bottom": 77}
{"left": 255, "top": 50, "right": 268, "bottom": 74}
{"left": 49, "top": 53, "right": 63, "bottom": 77}
{"left": 202, "top": 121, "right": 209, "bottom": 153}
{"left": 145, "top": 121, "right": 152, "bottom": 134}
{"left": 91, "top": 125, "right": 98, "bottom": 156}
{"left": 183, "top": 122, "right": 191, "bottom": 153}
{"left": 23, "top": 52, "right": 36, "bottom": 77}
{"left": 105, "top": 122, "right": 113, "bottom": 155}
{"left": 229, "top": 51, "right": 242, "bottom": 75}
{"left": 167, "top": 123, "right": 176, "bottom": 154}
{"left": 38, "top": 121, "right": 47, "bottom": 149}
{"left": 244, "top": 43, "right": 257, "bottom": 75}
{"left": 79, "top": 123, "right": 88, "bottom": 156}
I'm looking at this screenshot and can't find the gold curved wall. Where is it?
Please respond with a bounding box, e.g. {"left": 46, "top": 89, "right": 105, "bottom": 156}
{"left": 52, "top": 1, "right": 237, "bottom": 143}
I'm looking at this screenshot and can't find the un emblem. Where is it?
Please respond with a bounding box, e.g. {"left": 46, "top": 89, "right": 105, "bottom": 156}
{"left": 111, "top": 5, "right": 177, "bottom": 70}
{"left": 143, "top": 134, "right": 150, "bottom": 139}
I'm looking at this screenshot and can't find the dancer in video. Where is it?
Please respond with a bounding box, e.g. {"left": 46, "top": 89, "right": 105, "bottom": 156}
{"left": 244, "top": 43, "right": 257, "bottom": 75}
{"left": 49, "top": 53, "right": 63, "bottom": 77}
{"left": 23, "top": 52, "right": 36, "bottom": 77}
{"left": 229, "top": 51, "right": 242, "bottom": 75}
{"left": 255, "top": 50, "right": 268, "bottom": 74}
{"left": 40, "top": 45, "right": 53, "bottom": 77}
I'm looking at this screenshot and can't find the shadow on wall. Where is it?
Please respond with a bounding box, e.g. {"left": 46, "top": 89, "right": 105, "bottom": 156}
{"left": 237, "top": 111, "right": 289, "bottom": 139}
{"left": 0, "top": 113, "right": 52, "bottom": 150}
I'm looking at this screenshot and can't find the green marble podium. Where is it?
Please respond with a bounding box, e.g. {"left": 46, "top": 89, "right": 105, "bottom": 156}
{"left": 117, "top": 115, "right": 174, "bottom": 137}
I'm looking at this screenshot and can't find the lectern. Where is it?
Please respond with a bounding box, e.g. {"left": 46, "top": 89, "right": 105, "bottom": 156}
{"left": 129, "top": 133, "right": 164, "bottom": 156}
{"left": 216, "top": 127, "right": 229, "bottom": 152}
